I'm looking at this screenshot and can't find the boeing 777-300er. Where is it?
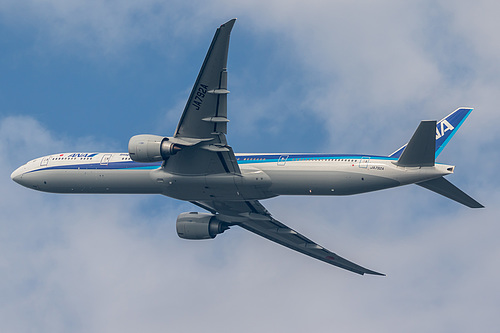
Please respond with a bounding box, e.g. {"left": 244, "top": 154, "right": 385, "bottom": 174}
{"left": 11, "top": 19, "right": 483, "bottom": 276}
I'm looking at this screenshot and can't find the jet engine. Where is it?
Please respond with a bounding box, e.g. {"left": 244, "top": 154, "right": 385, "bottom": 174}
{"left": 128, "top": 134, "right": 180, "bottom": 162}
{"left": 176, "top": 212, "right": 229, "bottom": 240}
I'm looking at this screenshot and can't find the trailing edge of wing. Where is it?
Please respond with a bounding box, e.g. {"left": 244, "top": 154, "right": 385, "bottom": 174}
{"left": 193, "top": 200, "right": 385, "bottom": 276}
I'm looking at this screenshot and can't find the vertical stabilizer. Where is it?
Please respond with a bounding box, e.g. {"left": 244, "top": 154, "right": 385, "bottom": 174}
{"left": 390, "top": 108, "right": 473, "bottom": 158}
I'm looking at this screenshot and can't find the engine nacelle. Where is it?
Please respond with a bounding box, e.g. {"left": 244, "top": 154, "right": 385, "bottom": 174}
{"left": 128, "top": 134, "right": 180, "bottom": 162}
{"left": 176, "top": 212, "right": 229, "bottom": 240}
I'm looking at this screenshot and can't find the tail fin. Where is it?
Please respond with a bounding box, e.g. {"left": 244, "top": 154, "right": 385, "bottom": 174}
{"left": 391, "top": 107, "right": 483, "bottom": 208}
{"left": 390, "top": 107, "right": 473, "bottom": 159}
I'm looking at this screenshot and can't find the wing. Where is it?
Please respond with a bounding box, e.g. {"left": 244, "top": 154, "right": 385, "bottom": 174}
{"left": 191, "top": 200, "right": 385, "bottom": 276}
{"left": 166, "top": 19, "right": 239, "bottom": 176}
{"left": 171, "top": 20, "right": 382, "bottom": 275}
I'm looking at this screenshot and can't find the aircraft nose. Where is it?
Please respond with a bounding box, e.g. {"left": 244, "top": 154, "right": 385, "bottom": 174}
{"left": 11, "top": 165, "right": 26, "bottom": 184}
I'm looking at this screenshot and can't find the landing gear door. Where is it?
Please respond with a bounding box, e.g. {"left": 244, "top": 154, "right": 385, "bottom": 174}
{"left": 359, "top": 156, "right": 370, "bottom": 168}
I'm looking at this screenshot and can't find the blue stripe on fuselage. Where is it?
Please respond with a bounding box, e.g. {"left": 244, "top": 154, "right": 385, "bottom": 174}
{"left": 236, "top": 153, "right": 397, "bottom": 164}
{"left": 27, "top": 161, "right": 162, "bottom": 174}
{"left": 28, "top": 154, "right": 399, "bottom": 173}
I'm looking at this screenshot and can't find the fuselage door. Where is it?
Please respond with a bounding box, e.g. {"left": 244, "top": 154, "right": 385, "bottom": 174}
{"left": 100, "top": 154, "right": 112, "bottom": 166}
{"left": 359, "top": 156, "right": 370, "bottom": 168}
{"left": 277, "top": 155, "right": 289, "bottom": 166}
{"left": 40, "top": 156, "right": 50, "bottom": 166}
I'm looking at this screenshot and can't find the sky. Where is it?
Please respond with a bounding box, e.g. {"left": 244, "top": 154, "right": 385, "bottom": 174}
{"left": 1, "top": 1, "right": 499, "bottom": 332}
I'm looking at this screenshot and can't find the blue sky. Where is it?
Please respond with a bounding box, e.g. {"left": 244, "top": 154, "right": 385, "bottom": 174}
{"left": 1, "top": 1, "right": 499, "bottom": 332}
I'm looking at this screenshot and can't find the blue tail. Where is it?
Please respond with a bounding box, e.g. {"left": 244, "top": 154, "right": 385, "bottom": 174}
{"left": 389, "top": 107, "right": 473, "bottom": 158}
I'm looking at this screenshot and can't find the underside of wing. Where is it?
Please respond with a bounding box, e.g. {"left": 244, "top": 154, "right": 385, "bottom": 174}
{"left": 165, "top": 19, "right": 240, "bottom": 176}
{"left": 191, "top": 200, "right": 385, "bottom": 276}
{"left": 164, "top": 144, "right": 240, "bottom": 175}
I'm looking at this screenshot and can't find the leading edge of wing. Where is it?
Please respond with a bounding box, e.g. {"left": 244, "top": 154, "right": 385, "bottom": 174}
{"left": 194, "top": 200, "right": 385, "bottom": 276}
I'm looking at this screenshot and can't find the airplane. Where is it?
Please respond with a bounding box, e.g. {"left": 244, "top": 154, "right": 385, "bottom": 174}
{"left": 11, "top": 19, "right": 483, "bottom": 276}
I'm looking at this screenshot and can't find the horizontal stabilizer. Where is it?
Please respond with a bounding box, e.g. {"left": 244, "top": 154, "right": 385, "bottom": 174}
{"left": 397, "top": 120, "right": 436, "bottom": 167}
{"left": 417, "top": 177, "right": 484, "bottom": 208}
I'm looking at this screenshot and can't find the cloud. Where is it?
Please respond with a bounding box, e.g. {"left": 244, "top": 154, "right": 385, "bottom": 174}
{"left": 2, "top": 114, "right": 499, "bottom": 332}
{"left": 213, "top": 0, "right": 500, "bottom": 152}
{"left": 2, "top": 1, "right": 500, "bottom": 332}
{"left": 0, "top": 0, "right": 218, "bottom": 59}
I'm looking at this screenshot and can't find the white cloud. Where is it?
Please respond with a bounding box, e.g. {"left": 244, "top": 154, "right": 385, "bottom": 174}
{"left": 0, "top": 116, "right": 61, "bottom": 166}
{"left": 212, "top": 0, "right": 500, "bottom": 152}
{"left": 0, "top": 0, "right": 219, "bottom": 59}
{"left": 2, "top": 115, "right": 498, "bottom": 332}
{"left": 2, "top": 0, "right": 500, "bottom": 331}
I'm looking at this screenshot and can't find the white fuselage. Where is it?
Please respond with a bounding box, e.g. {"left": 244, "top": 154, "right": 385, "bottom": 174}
{"left": 11, "top": 152, "right": 454, "bottom": 201}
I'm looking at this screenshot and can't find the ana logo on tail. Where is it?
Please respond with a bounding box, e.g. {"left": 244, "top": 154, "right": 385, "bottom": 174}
{"left": 436, "top": 119, "right": 454, "bottom": 139}
{"left": 389, "top": 107, "right": 473, "bottom": 159}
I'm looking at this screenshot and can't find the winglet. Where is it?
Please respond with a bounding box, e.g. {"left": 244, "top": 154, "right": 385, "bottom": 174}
{"left": 221, "top": 18, "right": 236, "bottom": 30}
